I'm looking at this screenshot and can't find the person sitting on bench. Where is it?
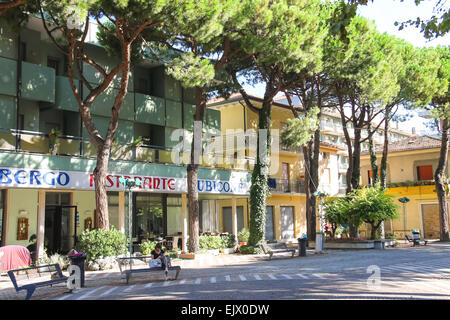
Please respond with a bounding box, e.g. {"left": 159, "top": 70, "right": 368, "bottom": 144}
{"left": 150, "top": 243, "right": 170, "bottom": 280}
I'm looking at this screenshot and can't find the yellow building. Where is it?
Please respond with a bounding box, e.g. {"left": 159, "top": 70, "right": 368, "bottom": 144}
{"left": 360, "top": 135, "right": 449, "bottom": 239}
{"left": 207, "top": 93, "right": 343, "bottom": 241}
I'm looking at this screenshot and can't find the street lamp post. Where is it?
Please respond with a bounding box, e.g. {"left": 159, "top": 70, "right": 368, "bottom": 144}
{"left": 119, "top": 177, "right": 142, "bottom": 256}
{"left": 398, "top": 196, "right": 410, "bottom": 237}
{"left": 313, "top": 190, "right": 329, "bottom": 253}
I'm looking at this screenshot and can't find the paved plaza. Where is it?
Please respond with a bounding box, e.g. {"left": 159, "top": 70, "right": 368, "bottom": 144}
{"left": 1, "top": 241, "right": 449, "bottom": 300}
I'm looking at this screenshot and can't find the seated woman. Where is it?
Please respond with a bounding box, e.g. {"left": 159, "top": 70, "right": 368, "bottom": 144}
{"left": 150, "top": 243, "right": 171, "bottom": 280}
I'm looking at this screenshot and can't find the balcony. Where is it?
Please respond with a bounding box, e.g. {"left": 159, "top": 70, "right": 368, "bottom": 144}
{"left": 267, "top": 178, "right": 305, "bottom": 193}
{"left": 0, "top": 129, "right": 261, "bottom": 174}
{"left": 339, "top": 162, "right": 349, "bottom": 172}
{"left": 21, "top": 61, "right": 55, "bottom": 103}
{"left": 320, "top": 122, "right": 345, "bottom": 136}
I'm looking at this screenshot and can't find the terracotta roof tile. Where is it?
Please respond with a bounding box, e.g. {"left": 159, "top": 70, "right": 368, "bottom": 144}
{"left": 362, "top": 135, "right": 442, "bottom": 155}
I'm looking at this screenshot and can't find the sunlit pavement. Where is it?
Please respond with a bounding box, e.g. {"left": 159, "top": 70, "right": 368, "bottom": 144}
{"left": 43, "top": 242, "right": 450, "bottom": 300}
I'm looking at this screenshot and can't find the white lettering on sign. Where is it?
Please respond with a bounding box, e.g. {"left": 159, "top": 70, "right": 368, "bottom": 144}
{"left": 0, "top": 167, "right": 250, "bottom": 195}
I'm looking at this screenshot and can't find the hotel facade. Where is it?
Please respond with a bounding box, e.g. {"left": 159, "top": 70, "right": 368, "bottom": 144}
{"left": 0, "top": 17, "right": 431, "bottom": 261}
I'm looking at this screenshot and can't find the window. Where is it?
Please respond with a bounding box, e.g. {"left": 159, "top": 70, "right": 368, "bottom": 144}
{"left": 47, "top": 57, "right": 60, "bottom": 75}
{"left": 136, "top": 77, "right": 150, "bottom": 95}
{"left": 417, "top": 165, "right": 433, "bottom": 181}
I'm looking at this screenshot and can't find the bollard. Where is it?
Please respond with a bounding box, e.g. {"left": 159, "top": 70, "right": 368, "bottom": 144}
{"left": 298, "top": 237, "right": 307, "bottom": 257}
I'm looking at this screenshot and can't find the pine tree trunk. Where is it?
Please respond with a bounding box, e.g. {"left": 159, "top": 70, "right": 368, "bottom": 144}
{"left": 187, "top": 87, "right": 206, "bottom": 252}
{"left": 380, "top": 116, "right": 389, "bottom": 190}
{"left": 187, "top": 164, "right": 200, "bottom": 252}
{"left": 368, "top": 132, "right": 379, "bottom": 185}
{"left": 94, "top": 145, "right": 111, "bottom": 230}
{"left": 435, "top": 118, "right": 450, "bottom": 241}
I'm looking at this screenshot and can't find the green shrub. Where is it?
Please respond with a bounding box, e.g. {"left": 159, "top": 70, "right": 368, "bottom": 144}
{"left": 199, "top": 235, "right": 225, "bottom": 250}
{"left": 221, "top": 234, "right": 236, "bottom": 248}
{"left": 239, "top": 245, "right": 263, "bottom": 255}
{"left": 37, "top": 253, "right": 70, "bottom": 270}
{"left": 238, "top": 228, "right": 250, "bottom": 243}
{"left": 385, "top": 233, "right": 396, "bottom": 240}
{"left": 77, "top": 227, "right": 128, "bottom": 262}
{"left": 139, "top": 240, "right": 159, "bottom": 255}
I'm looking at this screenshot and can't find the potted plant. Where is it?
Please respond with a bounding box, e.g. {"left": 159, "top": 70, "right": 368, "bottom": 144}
{"left": 238, "top": 228, "right": 249, "bottom": 246}
{"left": 48, "top": 128, "right": 62, "bottom": 155}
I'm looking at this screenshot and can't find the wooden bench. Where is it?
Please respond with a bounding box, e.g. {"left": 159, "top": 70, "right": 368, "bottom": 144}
{"left": 7, "top": 264, "right": 68, "bottom": 300}
{"left": 405, "top": 234, "right": 428, "bottom": 246}
{"left": 117, "top": 255, "right": 181, "bottom": 284}
{"left": 259, "top": 243, "right": 296, "bottom": 260}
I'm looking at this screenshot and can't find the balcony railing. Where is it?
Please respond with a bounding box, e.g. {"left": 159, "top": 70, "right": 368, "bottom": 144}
{"left": 339, "top": 162, "right": 349, "bottom": 170}
{"left": 267, "top": 178, "right": 305, "bottom": 193}
{"left": 0, "top": 129, "right": 256, "bottom": 171}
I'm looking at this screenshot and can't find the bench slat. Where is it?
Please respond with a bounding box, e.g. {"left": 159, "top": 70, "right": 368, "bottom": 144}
{"left": 7, "top": 264, "right": 67, "bottom": 299}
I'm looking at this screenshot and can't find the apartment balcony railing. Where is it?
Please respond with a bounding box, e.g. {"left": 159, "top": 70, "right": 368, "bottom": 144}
{"left": 0, "top": 129, "right": 257, "bottom": 172}
{"left": 267, "top": 178, "right": 305, "bottom": 193}
{"left": 320, "top": 122, "right": 345, "bottom": 135}
{"left": 339, "top": 162, "right": 349, "bottom": 170}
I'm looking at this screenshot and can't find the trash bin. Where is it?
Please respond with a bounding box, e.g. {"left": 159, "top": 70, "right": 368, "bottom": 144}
{"left": 374, "top": 240, "right": 385, "bottom": 250}
{"left": 69, "top": 253, "right": 87, "bottom": 287}
{"left": 298, "top": 237, "right": 307, "bottom": 257}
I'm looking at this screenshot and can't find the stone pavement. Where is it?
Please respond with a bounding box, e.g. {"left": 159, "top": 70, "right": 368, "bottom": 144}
{"left": 3, "top": 241, "right": 448, "bottom": 300}
{"left": 0, "top": 250, "right": 311, "bottom": 300}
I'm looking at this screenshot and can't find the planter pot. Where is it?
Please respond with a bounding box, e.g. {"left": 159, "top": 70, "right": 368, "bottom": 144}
{"left": 315, "top": 233, "right": 324, "bottom": 253}
{"left": 309, "top": 241, "right": 375, "bottom": 249}
{"left": 179, "top": 253, "right": 196, "bottom": 259}
{"left": 221, "top": 248, "right": 235, "bottom": 254}
{"left": 384, "top": 240, "right": 396, "bottom": 247}
{"left": 374, "top": 240, "right": 385, "bottom": 250}
{"left": 207, "top": 249, "right": 220, "bottom": 256}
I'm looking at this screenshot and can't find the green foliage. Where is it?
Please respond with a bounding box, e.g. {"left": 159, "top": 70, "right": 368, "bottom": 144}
{"left": 238, "top": 228, "right": 250, "bottom": 243}
{"left": 280, "top": 107, "right": 320, "bottom": 149}
{"left": 397, "top": 0, "right": 449, "bottom": 39}
{"left": 77, "top": 227, "right": 128, "bottom": 262}
{"left": 139, "top": 240, "right": 159, "bottom": 255}
{"left": 324, "top": 187, "right": 399, "bottom": 239}
{"left": 167, "top": 53, "right": 215, "bottom": 88}
{"left": 238, "top": 245, "right": 263, "bottom": 255}
{"left": 385, "top": 233, "right": 396, "bottom": 240}
{"left": 221, "top": 234, "right": 236, "bottom": 249}
{"left": 37, "top": 253, "right": 70, "bottom": 270}
{"left": 323, "top": 196, "right": 351, "bottom": 236}
{"left": 346, "top": 187, "right": 399, "bottom": 239}
{"left": 199, "top": 235, "right": 225, "bottom": 250}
